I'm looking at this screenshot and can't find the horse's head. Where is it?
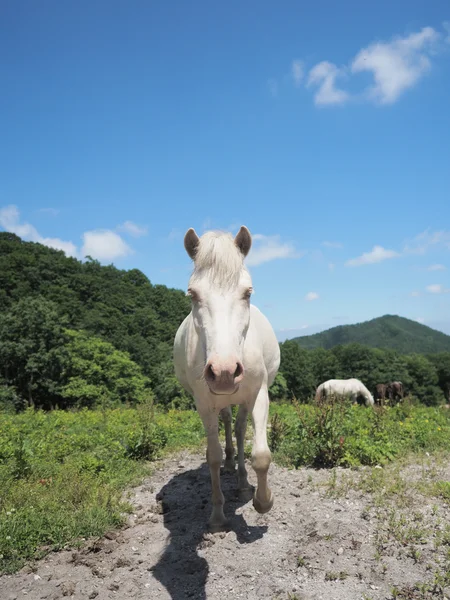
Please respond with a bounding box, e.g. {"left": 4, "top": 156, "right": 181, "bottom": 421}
{"left": 184, "top": 226, "right": 253, "bottom": 395}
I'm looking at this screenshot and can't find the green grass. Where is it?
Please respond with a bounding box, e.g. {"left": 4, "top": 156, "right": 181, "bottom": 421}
{"left": 269, "top": 398, "right": 450, "bottom": 468}
{"left": 0, "top": 404, "right": 204, "bottom": 574}
{"left": 2, "top": 398, "right": 450, "bottom": 575}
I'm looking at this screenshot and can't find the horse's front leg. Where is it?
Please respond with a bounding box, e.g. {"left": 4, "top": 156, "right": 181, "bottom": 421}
{"left": 250, "top": 385, "right": 274, "bottom": 514}
{"left": 220, "top": 406, "right": 235, "bottom": 473}
{"left": 201, "top": 410, "right": 229, "bottom": 532}
{"left": 235, "top": 405, "right": 253, "bottom": 501}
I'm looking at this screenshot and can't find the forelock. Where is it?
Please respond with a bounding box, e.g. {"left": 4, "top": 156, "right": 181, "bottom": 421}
{"left": 189, "top": 230, "right": 249, "bottom": 288}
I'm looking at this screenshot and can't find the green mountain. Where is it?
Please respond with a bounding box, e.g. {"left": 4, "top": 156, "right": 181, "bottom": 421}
{"left": 291, "top": 315, "right": 450, "bottom": 354}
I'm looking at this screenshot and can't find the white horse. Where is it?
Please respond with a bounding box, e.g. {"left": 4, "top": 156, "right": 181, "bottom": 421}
{"left": 315, "top": 378, "right": 374, "bottom": 407}
{"left": 173, "top": 226, "right": 280, "bottom": 532}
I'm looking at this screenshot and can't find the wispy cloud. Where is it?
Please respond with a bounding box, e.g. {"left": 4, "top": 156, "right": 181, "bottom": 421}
{"left": 81, "top": 230, "right": 133, "bottom": 261}
{"left": 322, "top": 241, "right": 343, "bottom": 249}
{"left": 0, "top": 204, "right": 77, "bottom": 257}
{"left": 404, "top": 228, "right": 450, "bottom": 255}
{"left": 246, "top": 233, "right": 301, "bottom": 267}
{"left": 305, "top": 291, "right": 319, "bottom": 301}
{"left": 346, "top": 245, "right": 400, "bottom": 267}
{"left": 35, "top": 207, "right": 60, "bottom": 217}
{"left": 291, "top": 60, "right": 304, "bottom": 87}
{"left": 267, "top": 78, "right": 278, "bottom": 97}
{"left": 328, "top": 262, "right": 335, "bottom": 271}
{"left": 202, "top": 217, "right": 213, "bottom": 232}
{"left": 117, "top": 220, "right": 148, "bottom": 238}
{"left": 410, "top": 291, "right": 421, "bottom": 297}
{"left": 307, "top": 61, "right": 349, "bottom": 106}
{"left": 416, "top": 317, "right": 425, "bottom": 324}
{"left": 426, "top": 284, "right": 450, "bottom": 295}
{"left": 167, "top": 228, "right": 182, "bottom": 242}
{"left": 327, "top": 227, "right": 449, "bottom": 270}
{"left": 444, "top": 21, "right": 450, "bottom": 43}
{"left": 295, "top": 24, "right": 447, "bottom": 107}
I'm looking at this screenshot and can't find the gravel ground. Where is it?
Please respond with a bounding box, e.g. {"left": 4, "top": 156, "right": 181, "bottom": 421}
{"left": 2, "top": 449, "right": 450, "bottom": 600}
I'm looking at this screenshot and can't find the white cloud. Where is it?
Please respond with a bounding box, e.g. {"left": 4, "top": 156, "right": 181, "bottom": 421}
{"left": 81, "top": 230, "right": 133, "bottom": 261}
{"left": 322, "top": 241, "right": 343, "bottom": 249}
{"left": 118, "top": 220, "right": 147, "bottom": 238}
{"left": 428, "top": 264, "right": 446, "bottom": 271}
{"left": 0, "top": 204, "right": 138, "bottom": 263}
{"left": 298, "top": 24, "right": 446, "bottom": 107}
{"left": 416, "top": 317, "right": 425, "bottom": 324}
{"left": 410, "top": 291, "right": 421, "bottom": 297}
{"left": 307, "top": 61, "right": 349, "bottom": 106}
{"left": 351, "top": 27, "right": 440, "bottom": 104}
{"left": 328, "top": 262, "right": 335, "bottom": 271}
{"left": 346, "top": 245, "right": 400, "bottom": 267}
{"left": 426, "top": 284, "right": 450, "bottom": 294}
{"left": 246, "top": 233, "right": 301, "bottom": 267}
{"left": 404, "top": 229, "right": 450, "bottom": 255}
{"left": 305, "top": 291, "right": 319, "bottom": 301}
{"left": 0, "top": 204, "right": 77, "bottom": 257}
{"left": 267, "top": 78, "right": 278, "bottom": 97}
{"left": 291, "top": 60, "right": 304, "bottom": 87}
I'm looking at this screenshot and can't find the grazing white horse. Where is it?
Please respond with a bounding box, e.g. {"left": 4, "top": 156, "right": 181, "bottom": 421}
{"left": 173, "top": 226, "right": 280, "bottom": 532}
{"left": 315, "top": 378, "right": 374, "bottom": 407}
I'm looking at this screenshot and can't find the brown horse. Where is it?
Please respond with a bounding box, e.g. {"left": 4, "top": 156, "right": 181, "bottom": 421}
{"left": 374, "top": 383, "right": 388, "bottom": 405}
{"left": 386, "top": 381, "right": 404, "bottom": 404}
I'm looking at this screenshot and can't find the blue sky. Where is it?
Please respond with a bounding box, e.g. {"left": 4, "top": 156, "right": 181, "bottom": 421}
{"left": 1, "top": 1, "right": 450, "bottom": 339}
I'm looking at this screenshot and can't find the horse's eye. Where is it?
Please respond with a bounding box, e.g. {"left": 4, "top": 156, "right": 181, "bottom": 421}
{"left": 243, "top": 287, "right": 253, "bottom": 300}
{"left": 187, "top": 288, "right": 200, "bottom": 302}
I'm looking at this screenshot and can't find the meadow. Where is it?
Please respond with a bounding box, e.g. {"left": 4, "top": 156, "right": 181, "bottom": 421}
{"left": 2, "top": 397, "right": 450, "bottom": 576}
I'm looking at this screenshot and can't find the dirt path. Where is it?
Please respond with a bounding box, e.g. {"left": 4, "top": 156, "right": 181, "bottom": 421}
{"left": 2, "top": 450, "right": 450, "bottom": 600}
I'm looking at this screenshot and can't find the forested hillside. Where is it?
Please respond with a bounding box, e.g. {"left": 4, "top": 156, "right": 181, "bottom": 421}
{"left": 276, "top": 341, "right": 450, "bottom": 406}
{"left": 291, "top": 315, "right": 450, "bottom": 354}
{"left": 0, "top": 232, "right": 192, "bottom": 410}
{"left": 1, "top": 233, "right": 449, "bottom": 411}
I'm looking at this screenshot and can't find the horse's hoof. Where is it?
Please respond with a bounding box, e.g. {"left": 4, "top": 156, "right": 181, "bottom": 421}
{"left": 253, "top": 492, "right": 274, "bottom": 514}
{"left": 208, "top": 519, "right": 231, "bottom": 534}
{"left": 237, "top": 487, "right": 254, "bottom": 502}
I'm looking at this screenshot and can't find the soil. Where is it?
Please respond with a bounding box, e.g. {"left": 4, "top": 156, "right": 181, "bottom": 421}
{"left": 2, "top": 450, "right": 450, "bottom": 600}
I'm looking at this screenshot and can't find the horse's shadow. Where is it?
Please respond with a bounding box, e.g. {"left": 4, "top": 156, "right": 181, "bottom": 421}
{"left": 150, "top": 461, "right": 267, "bottom": 600}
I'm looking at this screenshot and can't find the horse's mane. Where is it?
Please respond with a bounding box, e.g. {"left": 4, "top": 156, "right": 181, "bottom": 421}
{"left": 190, "top": 230, "right": 248, "bottom": 288}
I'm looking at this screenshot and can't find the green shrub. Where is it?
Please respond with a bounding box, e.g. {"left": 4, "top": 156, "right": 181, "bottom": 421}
{"left": 270, "top": 398, "right": 450, "bottom": 468}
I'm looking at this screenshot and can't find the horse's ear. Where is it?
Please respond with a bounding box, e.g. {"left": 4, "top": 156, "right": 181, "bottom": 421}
{"left": 234, "top": 226, "right": 252, "bottom": 257}
{"left": 184, "top": 228, "right": 200, "bottom": 260}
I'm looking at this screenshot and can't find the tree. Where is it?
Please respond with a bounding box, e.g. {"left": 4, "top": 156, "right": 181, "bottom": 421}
{"left": 309, "top": 348, "right": 341, "bottom": 388}
{"left": 427, "top": 353, "right": 450, "bottom": 401}
{"left": 61, "top": 330, "right": 152, "bottom": 408}
{"left": 152, "top": 360, "right": 194, "bottom": 409}
{"left": 269, "top": 372, "right": 288, "bottom": 401}
{"left": 279, "top": 341, "right": 315, "bottom": 401}
{"left": 0, "top": 297, "right": 67, "bottom": 409}
{"left": 402, "top": 354, "right": 442, "bottom": 405}
{"left": 332, "top": 344, "right": 381, "bottom": 391}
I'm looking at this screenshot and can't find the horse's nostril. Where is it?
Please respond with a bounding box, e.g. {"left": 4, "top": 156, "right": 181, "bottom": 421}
{"left": 234, "top": 363, "right": 243, "bottom": 379}
{"left": 206, "top": 364, "right": 216, "bottom": 382}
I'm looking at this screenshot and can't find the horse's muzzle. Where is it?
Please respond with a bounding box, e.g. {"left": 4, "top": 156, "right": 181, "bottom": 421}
{"left": 204, "top": 357, "right": 244, "bottom": 395}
